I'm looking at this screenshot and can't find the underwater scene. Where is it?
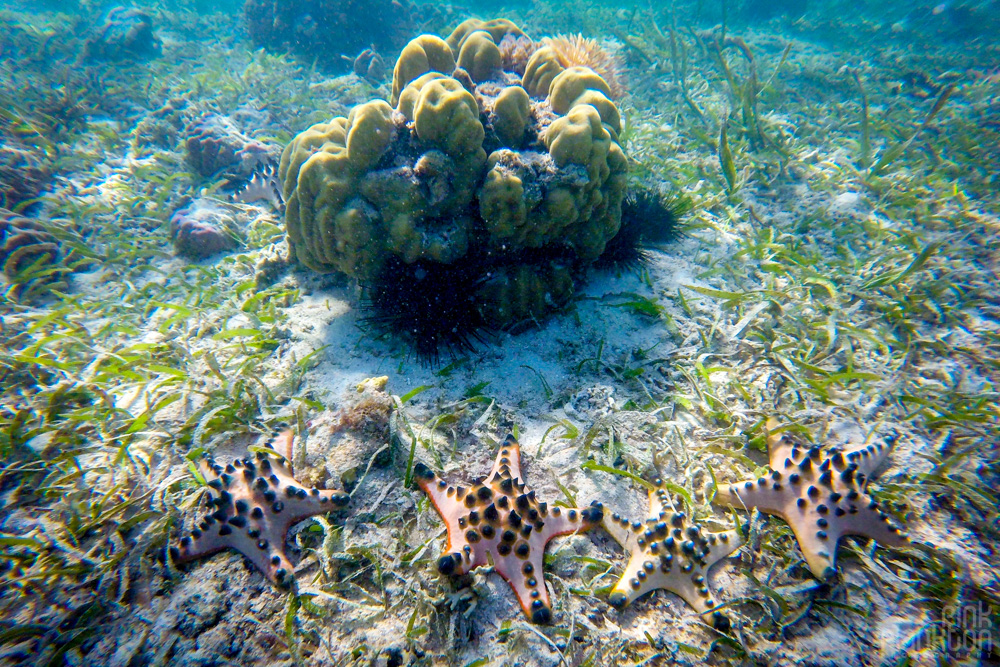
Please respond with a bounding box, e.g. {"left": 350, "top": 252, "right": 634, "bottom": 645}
{"left": 1, "top": 0, "right": 998, "bottom": 664}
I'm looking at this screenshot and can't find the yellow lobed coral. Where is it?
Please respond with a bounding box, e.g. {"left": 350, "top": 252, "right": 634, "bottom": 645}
{"left": 390, "top": 34, "right": 455, "bottom": 106}
{"left": 280, "top": 102, "right": 396, "bottom": 276}
{"left": 522, "top": 46, "right": 565, "bottom": 98}
{"left": 491, "top": 85, "right": 530, "bottom": 147}
{"left": 548, "top": 66, "right": 621, "bottom": 135}
{"left": 456, "top": 30, "right": 503, "bottom": 83}
{"left": 402, "top": 74, "right": 486, "bottom": 168}
{"left": 280, "top": 18, "right": 628, "bottom": 328}
{"left": 445, "top": 18, "right": 524, "bottom": 54}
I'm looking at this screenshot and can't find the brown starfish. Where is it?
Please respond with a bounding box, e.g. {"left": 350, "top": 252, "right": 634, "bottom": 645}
{"left": 414, "top": 434, "right": 604, "bottom": 624}
{"left": 170, "top": 430, "right": 350, "bottom": 586}
{"left": 713, "top": 421, "right": 907, "bottom": 579}
{"left": 605, "top": 485, "right": 741, "bottom": 629}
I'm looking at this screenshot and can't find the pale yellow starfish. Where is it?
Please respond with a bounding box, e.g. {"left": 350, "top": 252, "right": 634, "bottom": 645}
{"left": 605, "top": 485, "right": 742, "bottom": 629}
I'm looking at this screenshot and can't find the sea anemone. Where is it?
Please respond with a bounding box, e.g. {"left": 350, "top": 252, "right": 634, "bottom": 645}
{"left": 595, "top": 186, "right": 690, "bottom": 270}
{"left": 542, "top": 34, "right": 625, "bottom": 98}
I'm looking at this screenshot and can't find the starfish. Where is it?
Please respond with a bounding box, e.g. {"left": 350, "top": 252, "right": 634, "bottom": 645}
{"left": 605, "top": 485, "right": 742, "bottom": 629}
{"left": 414, "top": 434, "right": 604, "bottom": 624}
{"left": 712, "top": 421, "right": 907, "bottom": 579}
{"left": 170, "top": 430, "right": 350, "bottom": 587}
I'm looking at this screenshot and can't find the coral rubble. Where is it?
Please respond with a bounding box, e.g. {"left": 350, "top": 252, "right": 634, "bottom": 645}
{"left": 414, "top": 434, "right": 604, "bottom": 624}
{"left": 604, "top": 486, "right": 741, "bottom": 629}
{"left": 353, "top": 48, "right": 386, "bottom": 83}
{"left": 171, "top": 430, "right": 351, "bottom": 587}
{"left": 713, "top": 421, "right": 908, "bottom": 579}
{"left": 184, "top": 112, "right": 280, "bottom": 180}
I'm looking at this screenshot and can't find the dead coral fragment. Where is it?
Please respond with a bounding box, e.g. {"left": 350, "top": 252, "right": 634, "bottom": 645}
{"left": 415, "top": 434, "right": 604, "bottom": 624}
{"left": 605, "top": 486, "right": 741, "bottom": 630}
{"left": 713, "top": 421, "right": 908, "bottom": 579}
{"left": 171, "top": 430, "right": 350, "bottom": 587}
{"left": 498, "top": 33, "right": 537, "bottom": 75}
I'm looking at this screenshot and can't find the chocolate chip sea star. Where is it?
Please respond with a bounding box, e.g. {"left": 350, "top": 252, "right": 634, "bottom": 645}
{"left": 713, "top": 422, "right": 907, "bottom": 579}
{"left": 414, "top": 434, "right": 604, "bottom": 624}
{"left": 171, "top": 430, "right": 350, "bottom": 586}
{"left": 605, "top": 485, "right": 741, "bottom": 629}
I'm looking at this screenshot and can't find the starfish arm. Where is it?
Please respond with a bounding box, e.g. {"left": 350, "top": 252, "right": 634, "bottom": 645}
{"left": 785, "top": 515, "right": 842, "bottom": 579}
{"left": 602, "top": 512, "right": 634, "bottom": 548}
{"left": 765, "top": 426, "right": 799, "bottom": 471}
{"left": 537, "top": 502, "right": 604, "bottom": 543}
{"left": 176, "top": 514, "right": 296, "bottom": 584}
{"left": 714, "top": 481, "right": 790, "bottom": 515}
{"left": 608, "top": 548, "right": 655, "bottom": 609}
{"left": 413, "top": 462, "right": 480, "bottom": 576}
{"left": 831, "top": 494, "right": 909, "bottom": 547}
{"left": 706, "top": 529, "right": 743, "bottom": 563}
{"left": 488, "top": 434, "right": 522, "bottom": 483}
{"left": 260, "top": 455, "right": 350, "bottom": 523}
{"left": 841, "top": 438, "right": 893, "bottom": 480}
{"left": 493, "top": 542, "right": 552, "bottom": 623}
{"left": 648, "top": 487, "right": 667, "bottom": 519}
{"left": 267, "top": 430, "right": 296, "bottom": 469}
{"left": 783, "top": 485, "right": 907, "bottom": 578}
{"left": 657, "top": 569, "right": 712, "bottom": 614}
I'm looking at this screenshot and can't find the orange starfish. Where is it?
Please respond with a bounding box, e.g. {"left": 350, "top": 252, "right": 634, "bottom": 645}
{"left": 415, "top": 434, "right": 604, "bottom": 624}
{"left": 171, "top": 430, "right": 350, "bottom": 587}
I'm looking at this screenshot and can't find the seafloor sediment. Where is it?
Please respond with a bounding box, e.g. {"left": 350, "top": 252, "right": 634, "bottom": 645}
{"left": 0, "top": 1, "right": 998, "bottom": 666}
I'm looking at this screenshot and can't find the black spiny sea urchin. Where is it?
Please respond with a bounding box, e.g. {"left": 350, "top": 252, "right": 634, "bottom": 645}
{"left": 359, "top": 256, "right": 492, "bottom": 363}
{"left": 595, "top": 186, "right": 691, "bottom": 270}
